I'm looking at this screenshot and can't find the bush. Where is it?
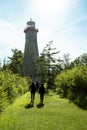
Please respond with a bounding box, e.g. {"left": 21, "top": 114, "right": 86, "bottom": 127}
{"left": 0, "top": 70, "right": 31, "bottom": 112}
{"left": 55, "top": 66, "right": 87, "bottom": 109}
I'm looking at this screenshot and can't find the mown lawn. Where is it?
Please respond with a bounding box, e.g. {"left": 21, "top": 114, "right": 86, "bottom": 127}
{"left": 0, "top": 91, "right": 87, "bottom": 130}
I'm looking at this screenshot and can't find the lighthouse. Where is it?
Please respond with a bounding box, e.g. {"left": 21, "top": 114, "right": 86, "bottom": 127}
{"left": 22, "top": 18, "right": 39, "bottom": 81}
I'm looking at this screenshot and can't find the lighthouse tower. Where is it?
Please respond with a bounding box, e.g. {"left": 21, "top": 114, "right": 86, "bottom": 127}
{"left": 22, "top": 18, "right": 39, "bottom": 80}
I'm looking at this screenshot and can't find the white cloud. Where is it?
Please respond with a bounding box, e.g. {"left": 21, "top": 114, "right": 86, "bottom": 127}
{"left": 0, "top": 19, "right": 25, "bottom": 65}
{"left": 25, "top": 0, "right": 86, "bottom": 61}
{"left": 25, "top": 0, "right": 74, "bottom": 53}
{"left": 0, "top": 0, "right": 87, "bottom": 65}
{"left": 35, "top": 0, "right": 70, "bottom": 16}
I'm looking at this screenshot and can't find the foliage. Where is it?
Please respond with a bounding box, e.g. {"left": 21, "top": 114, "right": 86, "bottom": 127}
{"left": 55, "top": 66, "right": 87, "bottom": 109}
{"left": 3, "top": 49, "right": 23, "bottom": 75}
{"left": 36, "top": 54, "right": 48, "bottom": 83}
{"left": 36, "top": 41, "right": 62, "bottom": 89}
{"left": 0, "top": 70, "right": 31, "bottom": 111}
{"left": 70, "top": 53, "right": 87, "bottom": 68}
{"left": 62, "top": 53, "right": 71, "bottom": 70}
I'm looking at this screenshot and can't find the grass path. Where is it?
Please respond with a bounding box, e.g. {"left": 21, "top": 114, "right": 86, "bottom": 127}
{"left": 0, "top": 92, "right": 87, "bottom": 130}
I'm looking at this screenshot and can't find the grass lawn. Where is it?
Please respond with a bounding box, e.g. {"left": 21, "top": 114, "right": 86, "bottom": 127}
{"left": 0, "top": 91, "right": 87, "bottom": 130}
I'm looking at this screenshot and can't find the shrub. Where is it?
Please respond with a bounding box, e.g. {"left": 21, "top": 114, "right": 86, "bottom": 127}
{"left": 0, "top": 70, "right": 31, "bottom": 112}
{"left": 55, "top": 66, "right": 87, "bottom": 109}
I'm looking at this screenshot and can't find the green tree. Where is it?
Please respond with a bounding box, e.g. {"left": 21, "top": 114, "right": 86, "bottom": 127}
{"left": 70, "top": 53, "right": 87, "bottom": 68}
{"left": 62, "top": 53, "right": 71, "bottom": 70}
{"left": 35, "top": 54, "right": 48, "bottom": 83}
{"left": 36, "top": 41, "right": 62, "bottom": 89}
{"left": 7, "top": 49, "right": 23, "bottom": 75}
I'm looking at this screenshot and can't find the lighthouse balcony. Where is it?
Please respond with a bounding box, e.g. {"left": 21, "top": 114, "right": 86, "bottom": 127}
{"left": 24, "top": 27, "right": 39, "bottom": 33}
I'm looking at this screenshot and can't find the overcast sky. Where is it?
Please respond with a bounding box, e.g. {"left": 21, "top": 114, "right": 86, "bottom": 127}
{"left": 0, "top": 0, "right": 87, "bottom": 65}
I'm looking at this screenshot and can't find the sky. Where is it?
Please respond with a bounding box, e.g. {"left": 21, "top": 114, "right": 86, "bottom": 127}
{"left": 0, "top": 0, "right": 87, "bottom": 65}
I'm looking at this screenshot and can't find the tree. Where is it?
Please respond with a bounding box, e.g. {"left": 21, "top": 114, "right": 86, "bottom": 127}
{"left": 7, "top": 49, "right": 23, "bottom": 75}
{"left": 36, "top": 41, "right": 62, "bottom": 89}
{"left": 62, "top": 53, "right": 71, "bottom": 70}
{"left": 35, "top": 54, "right": 48, "bottom": 83}
{"left": 70, "top": 53, "right": 87, "bottom": 68}
{"left": 2, "top": 58, "right": 8, "bottom": 71}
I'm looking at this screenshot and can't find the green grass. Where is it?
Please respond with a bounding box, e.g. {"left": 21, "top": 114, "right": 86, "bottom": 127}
{"left": 0, "top": 91, "right": 87, "bottom": 130}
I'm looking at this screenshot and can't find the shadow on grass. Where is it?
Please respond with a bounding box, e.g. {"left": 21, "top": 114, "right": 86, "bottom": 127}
{"left": 36, "top": 103, "right": 44, "bottom": 108}
{"left": 25, "top": 103, "right": 44, "bottom": 109}
{"left": 25, "top": 103, "right": 34, "bottom": 109}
